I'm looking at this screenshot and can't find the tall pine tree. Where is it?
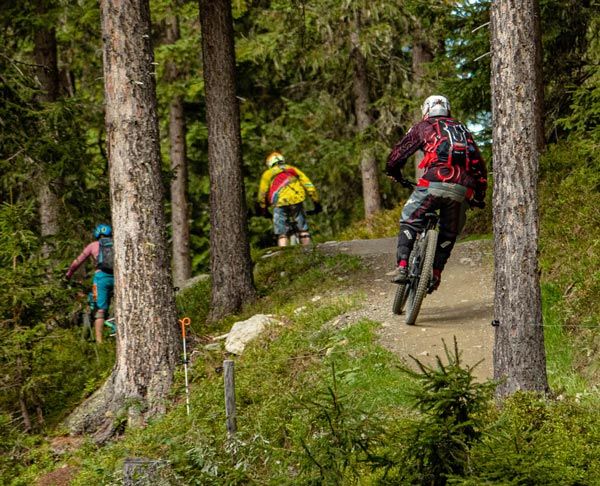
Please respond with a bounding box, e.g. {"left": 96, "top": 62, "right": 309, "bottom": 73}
{"left": 491, "top": 0, "right": 548, "bottom": 398}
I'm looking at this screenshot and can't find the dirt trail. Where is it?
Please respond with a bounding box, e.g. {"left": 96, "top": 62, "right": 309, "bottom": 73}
{"left": 319, "top": 237, "right": 495, "bottom": 381}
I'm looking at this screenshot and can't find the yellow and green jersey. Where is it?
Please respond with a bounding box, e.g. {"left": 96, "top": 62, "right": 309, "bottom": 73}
{"left": 258, "top": 164, "right": 319, "bottom": 208}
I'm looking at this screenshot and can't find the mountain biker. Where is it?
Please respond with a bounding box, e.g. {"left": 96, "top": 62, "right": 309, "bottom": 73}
{"left": 257, "top": 151, "right": 322, "bottom": 246}
{"left": 385, "top": 95, "right": 487, "bottom": 292}
{"left": 65, "top": 224, "right": 115, "bottom": 343}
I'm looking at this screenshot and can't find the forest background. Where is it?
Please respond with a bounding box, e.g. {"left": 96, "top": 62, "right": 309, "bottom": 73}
{"left": 1, "top": 0, "right": 599, "bottom": 483}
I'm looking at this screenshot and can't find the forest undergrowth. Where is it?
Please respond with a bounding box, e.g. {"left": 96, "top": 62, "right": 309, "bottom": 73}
{"left": 4, "top": 146, "right": 600, "bottom": 485}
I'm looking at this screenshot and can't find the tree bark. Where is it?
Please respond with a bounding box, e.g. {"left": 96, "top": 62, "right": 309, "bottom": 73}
{"left": 491, "top": 0, "right": 548, "bottom": 398}
{"left": 350, "top": 25, "right": 381, "bottom": 219}
{"left": 199, "top": 0, "right": 257, "bottom": 321}
{"left": 165, "top": 15, "right": 192, "bottom": 288}
{"left": 34, "top": 1, "right": 60, "bottom": 257}
{"left": 66, "top": 0, "right": 181, "bottom": 440}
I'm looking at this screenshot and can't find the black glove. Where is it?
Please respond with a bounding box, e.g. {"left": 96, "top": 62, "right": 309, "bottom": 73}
{"left": 399, "top": 178, "right": 414, "bottom": 189}
{"left": 386, "top": 165, "right": 414, "bottom": 189}
{"left": 254, "top": 202, "right": 270, "bottom": 218}
{"left": 385, "top": 164, "right": 402, "bottom": 182}
{"left": 310, "top": 202, "right": 322, "bottom": 215}
{"left": 470, "top": 189, "right": 486, "bottom": 209}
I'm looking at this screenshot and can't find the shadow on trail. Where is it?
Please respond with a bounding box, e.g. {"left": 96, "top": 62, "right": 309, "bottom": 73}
{"left": 413, "top": 301, "right": 494, "bottom": 326}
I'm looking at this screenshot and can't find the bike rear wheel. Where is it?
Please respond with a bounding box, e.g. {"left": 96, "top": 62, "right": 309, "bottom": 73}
{"left": 392, "top": 283, "right": 409, "bottom": 315}
{"left": 405, "top": 229, "right": 438, "bottom": 325}
{"left": 80, "top": 312, "right": 93, "bottom": 341}
{"left": 391, "top": 246, "right": 416, "bottom": 315}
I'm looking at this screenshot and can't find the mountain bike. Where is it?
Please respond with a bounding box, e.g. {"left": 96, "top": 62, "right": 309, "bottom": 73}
{"left": 80, "top": 291, "right": 116, "bottom": 341}
{"left": 256, "top": 203, "right": 320, "bottom": 247}
{"left": 284, "top": 213, "right": 302, "bottom": 245}
{"left": 391, "top": 179, "right": 439, "bottom": 325}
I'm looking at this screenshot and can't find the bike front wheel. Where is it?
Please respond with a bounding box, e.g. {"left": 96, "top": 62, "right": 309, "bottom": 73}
{"left": 405, "top": 229, "right": 438, "bottom": 325}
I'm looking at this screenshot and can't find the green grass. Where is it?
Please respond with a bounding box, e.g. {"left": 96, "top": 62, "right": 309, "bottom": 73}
{"left": 10, "top": 249, "right": 415, "bottom": 485}
{"left": 62, "top": 289, "right": 417, "bottom": 484}
{"left": 11, "top": 141, "right": 600, "bottom": 485}
{"left": 543, "top": 284, "right": 589, "bottom": 394}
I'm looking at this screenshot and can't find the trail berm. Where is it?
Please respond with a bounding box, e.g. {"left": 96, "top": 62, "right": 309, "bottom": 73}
{"left": 319, "top": 237, "right": 494, "bottom": 381}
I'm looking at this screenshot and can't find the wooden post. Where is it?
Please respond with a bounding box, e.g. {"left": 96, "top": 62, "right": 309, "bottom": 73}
{"left": 223, "top": 359, "right": 237, "bottom": 437}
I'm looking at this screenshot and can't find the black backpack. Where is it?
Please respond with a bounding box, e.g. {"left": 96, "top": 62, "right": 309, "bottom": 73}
{"left": 430, "top": 118, "right": 470, "bottom": 167}
{"left": 97, "top": 237, "right": 114, "bottom": 274}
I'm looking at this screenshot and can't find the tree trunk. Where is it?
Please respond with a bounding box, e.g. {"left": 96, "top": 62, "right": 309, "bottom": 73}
{"left": 411, "top": 35, "right": 433, "bottom": 178}
{"left": 66, "top": 0, "right": 181, "bottom": 440}
{"left": 34, "top": 2, "right": 60, "bottom": 257}
{"left": 491, "top": 0, "right": 548, "bottom": 398}
{"left": 199, "top": 0, "right": 257, "bottom": 321}
{"left": 350, "top": 26, "right": 381, "bottom": 219}
{"left": 165, "top": 15, "right": 192, "bottom": 288}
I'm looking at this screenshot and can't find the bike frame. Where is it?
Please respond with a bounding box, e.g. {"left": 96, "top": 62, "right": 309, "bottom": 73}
{"left": 391, "top": 177, "right": 440, "bottom": 325}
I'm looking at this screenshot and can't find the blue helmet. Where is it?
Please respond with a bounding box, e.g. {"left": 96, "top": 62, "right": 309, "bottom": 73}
{"left": 94, "top": 224, "right": 112, "bottom": 239}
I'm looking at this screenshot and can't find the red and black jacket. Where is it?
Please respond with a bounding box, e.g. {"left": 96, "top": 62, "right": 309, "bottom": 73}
{"left": 386, "top": 116, "right": 487, "bottom": 200}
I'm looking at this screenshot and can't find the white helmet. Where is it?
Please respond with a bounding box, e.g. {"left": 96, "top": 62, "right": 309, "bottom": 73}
{"left": 266, "top": 151, "right": 285, "bottom": 168}
{"left": 421, "top": 95, "right": 451, "bottom": 118}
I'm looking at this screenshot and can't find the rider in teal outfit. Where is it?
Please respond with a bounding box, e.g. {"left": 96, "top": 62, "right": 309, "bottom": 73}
{"left": 66, "top": 224, "right": 115, "bottom": 343}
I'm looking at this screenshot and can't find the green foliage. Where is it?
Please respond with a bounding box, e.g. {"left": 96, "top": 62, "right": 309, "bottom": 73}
{"left": 539, "top": 140, "right": 600, "bottom": 330}
{"left": 8, "top": 249, "right": 600, "bottom": 486}
{"left": 459, "top": 392, "right": 600, "bottom": 484}
{"left": 251, "top": 247, "right": 363, "bottom": 314}
{"left": 1, "top": 0, "right": 600, "bottom": 484}
{"left": 540, "top": 0, "right": 598, "bottom": 139}
{"left": 295, "top": 363, "right": 392, "bottom": 484}
{"left": 389, "top": 338, "right": 495, "bottom": 485}
{"left": 0, "top": 325, "right": 114, "bottom": 480}
{"left": 435, "top": 0, "right": 492, "bottom": 127}
{"left": 542, "top": 283, "right": 589, "bottom": 395}
{"left": 338, "top": 201, "right": 404, "bottom": 240}
{"left": 0, "top": 196, "right": 115, "bottom": 478}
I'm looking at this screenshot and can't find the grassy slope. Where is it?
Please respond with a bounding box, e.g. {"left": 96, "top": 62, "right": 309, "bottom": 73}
{"left": 11, "top": 251, "right": 418, "bottom": 485}
{"left": 11, "top": 143, "right": 600, "bottom": 485}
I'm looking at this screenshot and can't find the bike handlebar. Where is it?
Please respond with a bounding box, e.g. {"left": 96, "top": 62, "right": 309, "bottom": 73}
{"left": 397, "top": 177, "right": 415, "bottom": 189}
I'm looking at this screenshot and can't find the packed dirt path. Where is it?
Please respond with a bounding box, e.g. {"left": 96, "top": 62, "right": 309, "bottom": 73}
{"left": 319, "top": 237, "right": 495, "bottom": 381}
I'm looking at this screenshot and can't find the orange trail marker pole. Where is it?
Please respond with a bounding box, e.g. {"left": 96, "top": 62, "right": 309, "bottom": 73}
{"left": 179, "top": 317, "right": 191, "bottom": 416}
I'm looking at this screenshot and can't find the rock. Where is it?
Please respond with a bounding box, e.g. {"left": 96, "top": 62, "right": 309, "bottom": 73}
{"left": 293, "top": 306, "right": 307, "bottom": 315}
{"left": 204, "top": 343, "right": 221, "bottom": 352}
{"left": 123, "top": 458, "right": 172, "bottom": 486}
{"left": 261, "top": 251, "right": 283, "bottom": 259}
{"left": 325, "top": 314, "right": 353, "bottom": 330}
{"left": 311, "top": 295, "right": 322, "bottom": 302}
{"left": 225, "top": 314, "right": 283, "bottom": 355}
{"left": 176, "top": 274, "right": 209, "bottom": 292}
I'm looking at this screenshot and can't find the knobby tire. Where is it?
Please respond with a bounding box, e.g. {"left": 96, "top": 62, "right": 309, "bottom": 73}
{"left": 81, "top": 313, "right": 93, "bottom": 341}
{"left": 391, "top": 246, "right": 416, "bottom": 315}
{"left": 405, "top": 229, "right": 438, "bottom": 325}
{"left": 392, "top": 283, "right": 409, "bottom": 315}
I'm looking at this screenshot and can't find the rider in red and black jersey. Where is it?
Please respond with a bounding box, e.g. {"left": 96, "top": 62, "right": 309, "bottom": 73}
{"left": 386, "top": 95, "right": 487, "bottom": 291}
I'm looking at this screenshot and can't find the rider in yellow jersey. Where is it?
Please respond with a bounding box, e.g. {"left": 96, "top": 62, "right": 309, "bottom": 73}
{"left": 257, "top": 152, "right": 321, "bottom": 246}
